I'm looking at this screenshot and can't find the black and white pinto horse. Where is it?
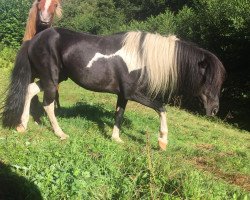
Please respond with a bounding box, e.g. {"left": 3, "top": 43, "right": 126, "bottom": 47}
{"left": 2, "top": 28, "right": 225, "bottom": 150}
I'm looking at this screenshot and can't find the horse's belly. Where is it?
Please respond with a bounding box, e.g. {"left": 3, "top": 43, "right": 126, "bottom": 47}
{"left": 68, "top": 61, "right": 120, "bottom": 94}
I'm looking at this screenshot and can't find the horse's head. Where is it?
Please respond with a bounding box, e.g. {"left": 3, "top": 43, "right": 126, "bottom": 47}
{"left": 37, "top": 0, "right": 62, "bottom": 26}
{"left": 197, "top": 53, "right": 226, "bottom": 116}
{"left": 23, "top": 0, "right": 62, "bottom": 41}
{"left": 199, "top": 87, "right": 220, "bottom": 116}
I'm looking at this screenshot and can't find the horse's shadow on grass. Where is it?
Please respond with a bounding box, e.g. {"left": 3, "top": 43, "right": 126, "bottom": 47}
{"left": 55, "top": 102, "right": 153, "bottom": 146}
{"left": 0, "top": 162, "right": 42, "bottom": 200}
{"left": 34, "top": 101, "right": 157, "bottom": 146}
{"left": 56, "top": 102, "right": 134, "bottom": 139}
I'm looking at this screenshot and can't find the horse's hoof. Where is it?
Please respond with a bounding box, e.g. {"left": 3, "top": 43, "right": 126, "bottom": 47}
{"left": 16, "top": 124, "right": 26, "bottom": 133}
{"left": 112, "top": 136, "right": 124, "bottom": 143}
{"left": 158, "top": 138, "right": 168, "bottom": 151}
{"left": 60, "top": 134, "right": 69, "bottom": 140}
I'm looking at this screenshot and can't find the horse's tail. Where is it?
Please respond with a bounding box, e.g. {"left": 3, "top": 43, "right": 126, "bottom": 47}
{"left": 2, "top": 41, "right": 32, "bottom": 128}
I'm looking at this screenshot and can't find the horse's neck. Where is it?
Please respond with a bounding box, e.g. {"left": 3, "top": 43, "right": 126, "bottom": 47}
{"left": 36, "top": 24, "right": 51, "bottom": 34}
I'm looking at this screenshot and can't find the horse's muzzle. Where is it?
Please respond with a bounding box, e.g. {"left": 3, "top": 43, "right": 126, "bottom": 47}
{"left": 40, "top": 21, "right": 50, "bottom": 26}
{"left": 206, "top": 106, "right": 219, "bottom": 117}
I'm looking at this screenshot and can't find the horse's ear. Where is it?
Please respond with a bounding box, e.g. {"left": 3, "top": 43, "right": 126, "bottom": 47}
{"left": 198, "top": 59, "right": 208, "bottom": 75}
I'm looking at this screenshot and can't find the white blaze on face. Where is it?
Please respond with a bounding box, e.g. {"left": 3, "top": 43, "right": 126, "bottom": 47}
{"left": 40, "top": 0, "right": 52, "bottom": 23}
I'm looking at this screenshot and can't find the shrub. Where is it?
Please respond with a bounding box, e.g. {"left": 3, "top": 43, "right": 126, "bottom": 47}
{"left": 176, "top": 0, "right": 250, "bottom": 70}
{"left": 57, "top": 0, "right": 125, "bottom": 34}
{"left": 0, "top": 0, "right": 31, "bottom": 47}
{"left": 118, "top": 10, "right": 176, "bottom": 35}
{"left": 0, "top": 44, "right": 16, "bottom": 69}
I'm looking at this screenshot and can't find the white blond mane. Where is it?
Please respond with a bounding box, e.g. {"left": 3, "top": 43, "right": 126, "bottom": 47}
{"left": 122, "top": 31, "right": 179, "bottom": 98}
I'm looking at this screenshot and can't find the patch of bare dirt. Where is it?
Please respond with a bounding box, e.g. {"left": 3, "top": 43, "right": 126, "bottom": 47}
{"left": 217, "top": 151, "right": 237, "bottom": 157}
{"left": 195, "top": 143, "right": 214, "bottom": 151}
{"left": 190, "top": 156, "right": 250, "bottom": 191}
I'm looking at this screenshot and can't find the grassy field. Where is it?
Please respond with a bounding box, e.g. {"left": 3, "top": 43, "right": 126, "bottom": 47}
{"left": 0, "top": 69, "right": 249, "bottom": 199}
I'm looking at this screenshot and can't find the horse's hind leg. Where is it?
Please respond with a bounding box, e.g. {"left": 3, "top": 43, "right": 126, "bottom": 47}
{"left": 43, "top": 84, "right": 68, "bottom": 140}
{"left": 55, "top": 88, "right": 60, "bottom": 108}
{"left": 44, "top": 101, "right": 68, "bottom": 140}
{"left": 17, "top": 82, "right": 41, "bottom": 132}
{"left": 112, "top": 95, "right": 128, "bottom": 143}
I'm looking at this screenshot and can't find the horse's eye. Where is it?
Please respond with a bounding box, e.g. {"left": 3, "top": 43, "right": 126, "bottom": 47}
{"left": 54, "top": 3, "right": 58, "bottom": 7}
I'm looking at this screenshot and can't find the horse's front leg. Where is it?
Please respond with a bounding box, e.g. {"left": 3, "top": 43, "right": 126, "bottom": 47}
{"left": 130, "top": 93, "right": 168, "bottom": 150}
{"left": 158, "top": 107, "right": 168, "bottom": 150}
{"left": 43, "top": 85, "right": 68, "bottom": 140}
{"left": 16, "top": 82, "right": 41, "bottom": 132}
{"left": 112, "top": 95, "right": 128, "bottom": 143}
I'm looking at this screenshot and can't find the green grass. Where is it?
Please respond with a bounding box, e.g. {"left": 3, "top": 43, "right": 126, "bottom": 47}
{"left": 0, "top": 70, "right": 249, "bottom": 199}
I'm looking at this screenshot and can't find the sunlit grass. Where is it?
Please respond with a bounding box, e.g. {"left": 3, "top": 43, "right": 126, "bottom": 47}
{"left": 0, "top": 70, "right": 249, "bottom": 199}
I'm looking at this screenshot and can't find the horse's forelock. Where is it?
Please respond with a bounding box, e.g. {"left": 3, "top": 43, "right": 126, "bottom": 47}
{"left": 204, "top": 52, "right": 226, "bottom": 95}
{"left": 174, "top": 40, "right": 226, "bottom": 98}
{"left": 175, "top": 40, "right": 207, "bottom": 95}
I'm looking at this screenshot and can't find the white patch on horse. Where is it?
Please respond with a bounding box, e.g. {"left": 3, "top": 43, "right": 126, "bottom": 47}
{"left": 86, "top": 52, "right": 118, "bottom": 68}
{"left": 19, "top": 82, "right": 41, "bottom": 130}
{"left": 158, "top": 111, "right": 168, "bottom": 150}
{"left": 116, "top": 49, "right": 143, "bottom": 72}
{"left": 44, "top": 101, "right": 69, "bottom": 140}
{"left": 86, "top": 50, "right": 143, "bottom": 73}
{"left": 111, "top": 125, "right": 123, "bottom": 143}
{"left": 159, "top": 112, "right": 168, "bottom": 140}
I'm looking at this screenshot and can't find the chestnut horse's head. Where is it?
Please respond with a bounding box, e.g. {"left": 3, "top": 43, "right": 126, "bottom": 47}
{"left": 23, "top": 0, "right": 62, "bottom": 41}
{"left": 37, "top": 0, "right": 62, "bottom": 25}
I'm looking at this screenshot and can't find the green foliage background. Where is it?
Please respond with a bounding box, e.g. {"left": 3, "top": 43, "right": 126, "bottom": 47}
{"left": 0, "top": 0, "right": 31, "bottom": 47}
{"left": 0, "top": 0, "right": 249, "bottom": 129}
{"left": 1, "top": 0, "right": 249, "bottom": 71}
{"left": 1, "top": 0, "right": 249, "bottom": 70}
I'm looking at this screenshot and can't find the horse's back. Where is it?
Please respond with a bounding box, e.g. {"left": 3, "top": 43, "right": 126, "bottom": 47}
{"left": 26, "top": 28, "right": 140, "bottom": 97}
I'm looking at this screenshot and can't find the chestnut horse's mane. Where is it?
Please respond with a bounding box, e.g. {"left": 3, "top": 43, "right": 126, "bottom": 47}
{"left": 23, "top": 0, "right": 62, "bottom": 41}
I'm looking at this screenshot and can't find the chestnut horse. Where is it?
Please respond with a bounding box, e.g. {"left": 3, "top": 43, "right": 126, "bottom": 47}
{"left": 2, "top": 28, "right": 225, "bottom": 150}
{"left": 23, "top": 0, "right": 62, "bottom": 41}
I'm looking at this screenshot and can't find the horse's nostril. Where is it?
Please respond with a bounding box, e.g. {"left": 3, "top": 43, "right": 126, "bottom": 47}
{"left": 212, "top": 108, "right": 218, "bottom": 116}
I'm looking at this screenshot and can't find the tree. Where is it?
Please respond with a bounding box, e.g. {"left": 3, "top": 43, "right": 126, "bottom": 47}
{"left": 57, "top": 0, "right": 124, "bottom": 34}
